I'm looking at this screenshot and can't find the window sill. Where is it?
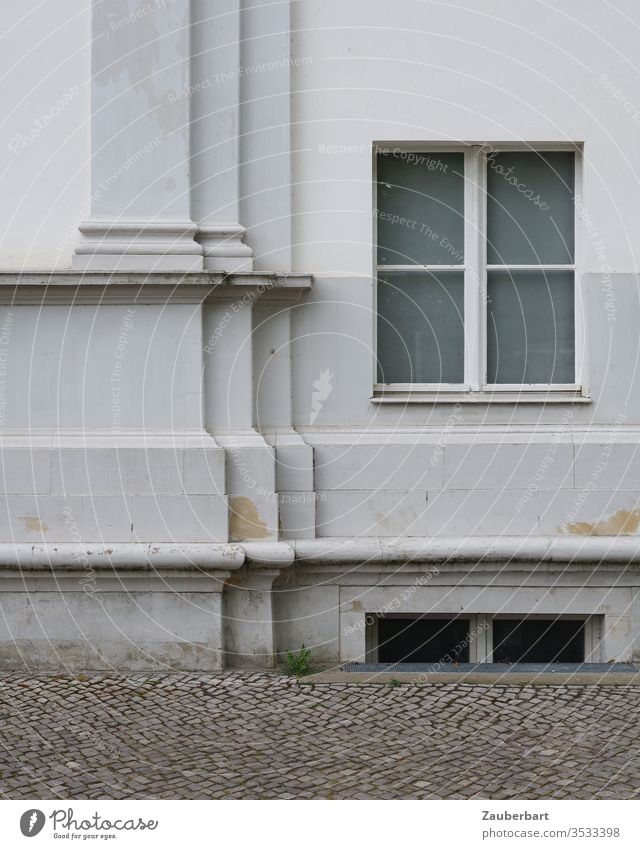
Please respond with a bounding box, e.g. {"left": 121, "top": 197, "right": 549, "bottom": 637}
{"left": 371, "top": 389, "right": 591, "bottom": 405}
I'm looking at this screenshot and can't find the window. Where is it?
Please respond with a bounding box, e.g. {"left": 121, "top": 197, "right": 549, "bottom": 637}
{"left": 492, "top": 618, "right": 584, "bottom": 663}
{"left": 377, "top": 615, "right": 471, "bottom": 663}
{"left": 374, "top": 145, "right": 582, "bottom": 400}
{"left": 367, "top": 614, "right": 600, "bottom": 664}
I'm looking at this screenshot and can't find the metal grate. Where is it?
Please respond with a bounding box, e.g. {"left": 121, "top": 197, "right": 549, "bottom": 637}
{"left": 343, "top": 662, "right": 638, "bottom": 673}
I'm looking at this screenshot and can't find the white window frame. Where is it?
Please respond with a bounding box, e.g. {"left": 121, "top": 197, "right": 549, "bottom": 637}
{"left": 365, "top": 613, "right": 602, "bottom": 663}
{"left": 372, "top": 142, "right": 589, "bottom": 404}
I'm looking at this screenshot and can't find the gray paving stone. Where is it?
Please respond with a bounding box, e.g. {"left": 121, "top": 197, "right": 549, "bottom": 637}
{"left": 1, "top": 672, "right": 640, "bottom": 798}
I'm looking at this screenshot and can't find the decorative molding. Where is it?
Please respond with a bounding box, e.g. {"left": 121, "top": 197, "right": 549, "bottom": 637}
{"left": 197, "top": 224, "right": 254, "bottom": 272}
{"left": 292, "top": 537, "right": 640, "bottom": 566}
{"left": 72, "top": 219, "right": 204, "bottom": 272}
{"left": 1, "top": 539, "right": 640, "bottom": 580}
{"left": 0, "top": 271, "right": 312, "bottom": 305}
{"left": 0, "top": 543, "right": 244, "bottom": 572}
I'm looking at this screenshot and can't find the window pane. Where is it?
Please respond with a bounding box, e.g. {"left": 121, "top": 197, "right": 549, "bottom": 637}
{"left": 377, "top": 270, "right": 464, "bottom": 383}
{"left": 486, "top": 151, "right": 575, "bottom": 264}
{"left": 378, "top": 618, "right": 471, "bottom": 663}
{"left": 492, "top": 619, "right": 584, "bottom": 664}
{"left": 487, "top": 269, "right": 574, "bottom": 384}
{"left": 376, "top": 151, "right": 464, "bottom": 265}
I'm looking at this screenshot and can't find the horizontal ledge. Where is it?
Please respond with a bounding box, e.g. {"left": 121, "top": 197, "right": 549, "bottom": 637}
{"left": 0, "top": 544, "right": 245, "bottom": 572}
{"left": 292, "top": 537, "right": 640, "bottom": 565}
{"left": 371, "top": 392, "right": 591, "bottom": 404}
{"left": 0, "top": 271, "right": 312, "bottom": 289}
{"left": 1, "top": 538, "right": 639, "bottom": 574}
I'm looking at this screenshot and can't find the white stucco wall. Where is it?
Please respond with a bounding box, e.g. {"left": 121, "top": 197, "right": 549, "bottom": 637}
{"left": 0, "top": 1, "right": 90, "bottom": 269}
{"left": 290, "top": 0, "right": 640, "bottom": 273}
{"left": 2, "top": 1, "right": 640, "bottom": 669}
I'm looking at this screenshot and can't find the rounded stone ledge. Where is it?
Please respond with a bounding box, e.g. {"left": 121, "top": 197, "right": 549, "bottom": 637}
{"left": 243, "top": 542, "right": 295, "bottom": 568}
{"left": 292, "top": 537, "right": 640, "bottom": 566}
{"left": 0, "top": 543, "right": 245, "bottom": 572}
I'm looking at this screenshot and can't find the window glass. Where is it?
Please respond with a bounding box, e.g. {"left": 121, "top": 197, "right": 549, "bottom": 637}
{"left": 487, "top": 269, "right": 575, "bottom": 384}
{"left": 378, "top": 617, "right": 471, "bottom": 664}
{"left": 376, "top": 151, "right": 464, "bottom": 265}
{"left": 377, "top": 270, "right": 464, "bottom": 383}
{"left": 486, "top": 151, "right": 575, "bottom": 265}
{"left": 492, "top": 619, "right": 584, "bottom": 664}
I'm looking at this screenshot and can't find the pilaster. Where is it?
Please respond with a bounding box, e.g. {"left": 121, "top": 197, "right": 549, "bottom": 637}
{"left": 73, "top": 0, "right": 202, "bottom": 271}
{"left": 191, "top": 0, "right": 253, "bottom": 270}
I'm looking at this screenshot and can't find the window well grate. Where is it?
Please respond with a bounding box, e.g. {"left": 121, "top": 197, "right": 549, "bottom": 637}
{"left": 343, "top": 662, "right": 638, "bottom": 674}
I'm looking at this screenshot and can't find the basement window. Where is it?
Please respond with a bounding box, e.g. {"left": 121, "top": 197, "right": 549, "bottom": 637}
{"left": 367, "top": 613, "right": 594, "bottom": 664}
{"left": 492, "top": 618, "right": 584, "bottom": 664}
{"left": 376, "top": 616, "right": 471, "bottom": 663}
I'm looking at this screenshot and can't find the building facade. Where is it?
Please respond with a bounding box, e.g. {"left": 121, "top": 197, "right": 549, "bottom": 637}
{"left": 1, "top": 0, "right": 640, "bottom": 669}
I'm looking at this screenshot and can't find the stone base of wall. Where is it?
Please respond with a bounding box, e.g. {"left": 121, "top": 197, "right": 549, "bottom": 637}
{"left": 1, "top": 539, "right": 639, "bottom": 670}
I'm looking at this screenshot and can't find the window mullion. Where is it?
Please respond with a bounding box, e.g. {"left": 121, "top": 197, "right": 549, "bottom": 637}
{"left": 464, "top": 146, "right": 485, "bottom": 391}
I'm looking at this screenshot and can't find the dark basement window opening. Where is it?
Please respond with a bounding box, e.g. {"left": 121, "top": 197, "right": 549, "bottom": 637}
{"left": 492, "top": 617, "right": 585, "bottom": 664}
{"left": 376, "top": 615, "right": 471, "bottom": 664}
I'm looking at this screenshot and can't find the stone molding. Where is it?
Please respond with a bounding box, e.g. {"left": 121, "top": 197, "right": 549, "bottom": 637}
{"left": 2, "top": 538, "right": 640, "bottom": 577}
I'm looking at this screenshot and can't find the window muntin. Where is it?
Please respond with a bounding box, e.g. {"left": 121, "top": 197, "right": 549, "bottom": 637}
{"left": 374, "top": 145, "right": 579, "bottom": 395}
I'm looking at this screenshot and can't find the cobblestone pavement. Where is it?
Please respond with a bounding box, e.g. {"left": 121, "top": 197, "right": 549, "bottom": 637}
{"left": 1, "top": 673, "right": 640, "bottom": 799}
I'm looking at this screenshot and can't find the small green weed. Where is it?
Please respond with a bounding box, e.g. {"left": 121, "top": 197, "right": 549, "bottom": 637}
{"left": 284, "top": 645, "right": 313, "bottom": 677}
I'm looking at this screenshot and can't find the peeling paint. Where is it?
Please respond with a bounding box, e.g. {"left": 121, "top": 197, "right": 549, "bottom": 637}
{"left": 24, "top": 517, "right": 49, "bottom": 534}
{"left": 229, "top": 497, "right": 270, "bottom": 541}
{"left": 561, "top": 508, "right": 640, "bottom": 536}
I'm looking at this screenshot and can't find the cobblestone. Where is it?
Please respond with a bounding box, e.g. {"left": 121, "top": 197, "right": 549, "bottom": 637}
{"left": 1, "top": 673, "right": 640, "bottom": 798}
